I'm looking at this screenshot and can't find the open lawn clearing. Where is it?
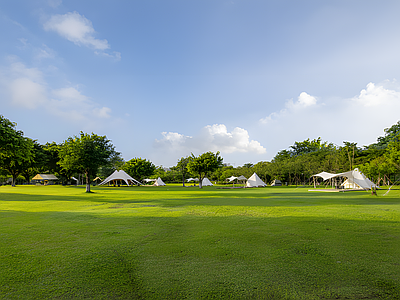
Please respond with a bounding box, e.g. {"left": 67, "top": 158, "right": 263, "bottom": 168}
{"left": 0, "top": 185, "right": 399, "bottom": 299}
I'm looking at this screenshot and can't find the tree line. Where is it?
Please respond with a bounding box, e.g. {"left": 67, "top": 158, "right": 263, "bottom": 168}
{"left": 1, "top": 114, "right": 400, "bottom": 191}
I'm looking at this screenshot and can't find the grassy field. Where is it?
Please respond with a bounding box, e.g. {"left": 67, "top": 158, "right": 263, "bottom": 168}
{"left": 0, "top": 185, "right": 399, "bottom": 299}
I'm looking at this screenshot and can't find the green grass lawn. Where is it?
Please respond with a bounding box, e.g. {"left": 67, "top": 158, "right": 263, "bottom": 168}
{"left": 0, "top": 185, "right": 399, "bottom": 299}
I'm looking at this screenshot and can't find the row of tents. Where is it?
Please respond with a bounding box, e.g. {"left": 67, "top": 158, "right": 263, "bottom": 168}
{"left": 30, "top": 168, "right": 376, "bottom": 190}
{"left": 97, "top": 170, "right": 271, "bottom": 188}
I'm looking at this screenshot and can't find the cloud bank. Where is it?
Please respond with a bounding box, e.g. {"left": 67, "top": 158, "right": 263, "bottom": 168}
{"left": 152, "top": 124, "right": 266, "bottom": 165}
{"left": 259, "top": 81, "right": 400, "bottom": 158}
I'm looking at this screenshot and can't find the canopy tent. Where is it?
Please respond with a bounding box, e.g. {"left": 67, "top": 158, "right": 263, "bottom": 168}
{"left": 271, "top": 179, "right": 282, "bottom": 186}
{"left": 226, "top": 175, "right": 247, "bottom": 182}
{"left": 143, "top": 178, "right": 156, "bottom": 183}
{"left": 226, "top": 176, "right": 237, "bottom": 182}
{"left": 32, "top": 174, "right": 58, "bottom": 181}
{"left": 32, "top": 174, "right": 58, "bottom": 185}
{"left": 202, "top": 177, "right": 214, "bottom": 186}
{"left": 153, "top": 177, "right": 166, "bottom": 186}
{"left": 187, "top": 178, "right": 199, "bottom": 182}
{"left": 246, "top": 173, "right": 267, "bottom": 187}
{"left": 312, "top": 168, "right": 377, "bottom": 190}
{"left": 99, "top": 170, "right": 141, "bottom": 186}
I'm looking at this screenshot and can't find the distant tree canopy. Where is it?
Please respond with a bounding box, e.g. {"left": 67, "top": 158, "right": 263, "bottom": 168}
{"left": 122, "top": 158, "right": 156, "bottom": 182}
{"left": 2, "top": 113, "right": 400, "bottom": 188}
{"left": 0, "top": 115, "right": 34, "bottom": 186}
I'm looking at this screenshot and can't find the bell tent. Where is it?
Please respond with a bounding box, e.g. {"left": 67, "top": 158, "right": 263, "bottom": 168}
{"left": 246, "top": 173, "right": 267, "bottom": 187}
{"left": 153, "top": 177, "right": 166, "bottom": 186}
{"left": 202, "top": 177, "right": 214, "bottom": 186}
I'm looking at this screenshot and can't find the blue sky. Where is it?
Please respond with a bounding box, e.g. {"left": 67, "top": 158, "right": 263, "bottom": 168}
{"left": 2, "top": 0, "right": 400, "bottom": 167}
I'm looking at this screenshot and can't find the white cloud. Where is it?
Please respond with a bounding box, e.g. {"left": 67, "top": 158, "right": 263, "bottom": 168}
{"left": 352, "top": 82, "right": 400, "bottom": 107}
{"left": 153, "top": 124, "right": 266, "bottom": 165}
{"left": 260, "top": 92, "right": 318, "bottom": 124}
{"left": 94, "top": 50, "right": 121, "bottom": 61}
{"left": 0, "top": 59, "right": 113, "bottom": 125}
{"left": 258, "top": 81, "right": 400, "bottom": 159}
{"left": 43, "top": 12, "right": 110, "bottom": 50}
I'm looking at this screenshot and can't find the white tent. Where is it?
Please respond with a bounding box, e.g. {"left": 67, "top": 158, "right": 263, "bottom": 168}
{"left": 153, "top": 177, "right": 166, "bottom": 186}
{"left": 246, "top": 173, "right": 267, "bottom": 187}
{"left": 202, "top": 177, "right": 214, "bottom": 186}
{"left": 99, "top": 170, "right": 141, "bottom": 186}
{"left": 187, "top": 178, "right": 199, "bottom": 182}
{"left": 313, "top": 168, "right": 377, "bottom": 190}
{"left": 143, "top": 178, "right": 156, "bottom": 183}
{"left": 237, "top": 175, "right": 247, "bottom": 181}
{"left": 271, "top": 179, "right": 282, "bottom": 186}
{"left": 227, "top": 176, "right": 237, "bottom": 182}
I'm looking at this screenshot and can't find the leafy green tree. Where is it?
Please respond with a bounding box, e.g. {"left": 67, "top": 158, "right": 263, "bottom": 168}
{"left": 374, "top": 121, "right": 400, "bottom": 149}
{"left": 187, "top": 151, "right": 223, "bottom": 188}
{"left": 386, "top": 134, "right": 400, "bottom": 178}
{"left": 0, "top": 115, "right": 34, "bottom": 186}
{"left": 122, "top": 158, "right": 156, "bottom": 182}
{"left": 58, "top": 132, "right": 116, "bottom": 192}
{"left": 20, "top": 140, "right": 49, "bottom": 183}
{"left": 98, "top": 151, "right": 124, "bottom": 180}
{"left": 175, "top": 156, "right": 192, "bottom": 186}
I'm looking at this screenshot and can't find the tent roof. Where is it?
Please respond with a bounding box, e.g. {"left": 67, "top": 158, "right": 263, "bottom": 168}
{"left": 99, "top": 170, "right": 141, "bottom": 186}
{"left": 32, "top": 174, "right": 58, "bottom": 180}
{"left": 143, "top": 178, "right": 156, "bottom": 182}
{"left": 187, "top": 178, "right": 199, "bottom": 182}
{"left": 153, "top": 177, "right": 166, "bottom": 186}
{"left": 202, "top": 177, "right": 213, "bottom": 186}
{"left": 246, "top": 173, "right": 267, "bottom": 187}
{"left": 227, "top": 175, "right": 247, "bottom": 182}
{"left": 313, "top": 168, "right": 376, "bottom": 189}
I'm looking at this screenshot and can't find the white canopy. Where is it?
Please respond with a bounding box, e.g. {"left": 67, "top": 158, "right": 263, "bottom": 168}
{"left": 202, "top": 177, "right": 214, "bottom": 186}
{"left": 227, "top": 176, "right": 237, "bottom": 182}
{"left": 313, "top": 168, "right": 376, "bottom": 190}
{"left": 187, "top": 178, "right": 199, "bottom": 182}
{"left": 153, "top": 177, "right": 166, "bottom": 186}
{"left": 99, "top": 170, "right": 141, "bottom": 186}
{"left": 143, "top": 178, "right": 156, "bottom": 182}
{"left": 246, "top": 173, "right": 267, "bottom": 187}
{"left": 227, "top": 175, "right": 247, "bottom": 182}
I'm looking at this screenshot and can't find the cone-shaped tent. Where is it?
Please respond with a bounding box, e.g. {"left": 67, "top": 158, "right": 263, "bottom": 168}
{"left": 99, "top": 170, "right": 141, "bottom": 186}
{"left": 202, "top": 177, "right": 214, "bottom": 186}
{"left": 153, "top": 177, "right": 166, "bottom": 186}
{"left": 246, "top": 173, "right": 267, "bottom": 187}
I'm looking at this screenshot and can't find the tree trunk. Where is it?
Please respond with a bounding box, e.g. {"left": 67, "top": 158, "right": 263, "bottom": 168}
{"left": 12, "top": 175, "right": 17, "bottom": 187}
{"left": 198, "top": 175, "right": 203, "bottom": 189}
{"left": 85, "top": 172, "right": 91, "bottom": 193}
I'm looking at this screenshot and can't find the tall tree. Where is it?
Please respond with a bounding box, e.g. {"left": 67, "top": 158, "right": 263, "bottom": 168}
{"left": 187, "top": 151, "right": 223, "bottom": 188}
{"left": 175, "top": 156, "right": 192, "bottom": 186}
{"left": 58, "top": 132, "right": 116, "bottom": 192}
{"left": 122, "top": 158, "right": 156, "bottom": 182}
{"left": 0, "top": 115, "right": 34, "bottom": 186}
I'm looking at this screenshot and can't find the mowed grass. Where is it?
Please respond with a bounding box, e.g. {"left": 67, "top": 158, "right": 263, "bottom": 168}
{"left": 0, "top": 185, "right": 399, "bottom": 299}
